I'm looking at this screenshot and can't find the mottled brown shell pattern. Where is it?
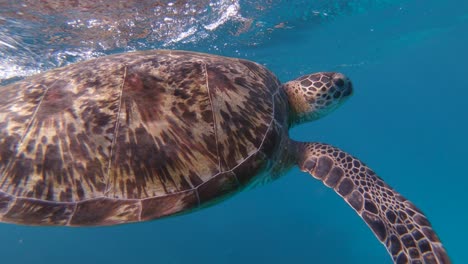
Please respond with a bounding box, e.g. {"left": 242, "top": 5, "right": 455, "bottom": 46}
{"left": 0, "top": 50, "right": 287, "bottom": 226}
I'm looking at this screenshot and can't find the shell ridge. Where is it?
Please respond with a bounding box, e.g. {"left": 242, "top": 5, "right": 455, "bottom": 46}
{"left": 202, "top": 62, "right": 221, "bottom": 173}
{"left": 104, "top": 65, "right": 127, "bottom": 196}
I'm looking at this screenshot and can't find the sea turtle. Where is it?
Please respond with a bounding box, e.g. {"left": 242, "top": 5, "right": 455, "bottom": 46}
{"left": 0, "top": 50, "right": 449, "bottom": 263}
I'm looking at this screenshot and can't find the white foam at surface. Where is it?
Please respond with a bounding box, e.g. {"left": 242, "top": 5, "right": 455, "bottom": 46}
{"left": 0, "top": 0, "right": 253, "bottom": 82}
{"left": 0, "top": 0, "right": 372, "bottom": 83}
{"left": 204, "top": 0, "right": 242, "bottom": 31}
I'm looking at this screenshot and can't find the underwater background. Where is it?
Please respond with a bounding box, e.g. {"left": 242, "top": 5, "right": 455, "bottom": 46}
{"left": 0, "top": 0, "right": 467, "bottom": 263}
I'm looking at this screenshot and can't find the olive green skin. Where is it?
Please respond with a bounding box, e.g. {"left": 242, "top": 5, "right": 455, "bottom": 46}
{"left": 0, "top": 50, "right": 289, "bottom": 226}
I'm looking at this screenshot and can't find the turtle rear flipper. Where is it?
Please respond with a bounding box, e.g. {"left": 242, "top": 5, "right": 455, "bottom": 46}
{"left": 294, "top": 142, "right": 450, "bottom": 264}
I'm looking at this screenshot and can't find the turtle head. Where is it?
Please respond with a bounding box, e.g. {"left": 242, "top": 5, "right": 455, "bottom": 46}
{"left": 283, "top": 72, "right": 353, "bottom": 126}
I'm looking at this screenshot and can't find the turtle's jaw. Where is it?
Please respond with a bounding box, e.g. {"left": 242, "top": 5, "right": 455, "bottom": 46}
{"left": 312, "top": 97, "right": 351, "bottom": 119}
{"left": 292, "top": 96, "right": 351, "bottom": 125}
{"left": 284, "top": 72, "right": 353, "bottom": 126}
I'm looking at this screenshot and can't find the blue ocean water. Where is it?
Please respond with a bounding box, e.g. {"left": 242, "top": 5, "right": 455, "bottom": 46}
{"left": 0, "top": 1, "right": 467, "bottom": 263}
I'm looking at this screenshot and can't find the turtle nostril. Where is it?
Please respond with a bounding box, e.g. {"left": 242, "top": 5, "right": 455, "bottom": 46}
{"left": 332, "top": 73, "right": 346, "bottom": 88}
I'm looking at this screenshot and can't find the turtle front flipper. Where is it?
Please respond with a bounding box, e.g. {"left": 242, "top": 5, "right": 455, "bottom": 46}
{"left": 294, "top": 142, "right": 450, "bottom": 264}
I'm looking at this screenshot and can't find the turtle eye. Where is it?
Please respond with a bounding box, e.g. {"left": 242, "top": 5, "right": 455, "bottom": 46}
{"left": 333, "top": 78, "right": 345, "bottom": 88}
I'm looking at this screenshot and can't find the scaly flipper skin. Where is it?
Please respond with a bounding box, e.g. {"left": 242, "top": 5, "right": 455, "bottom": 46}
{"left": 294, "top": 142, "right": 450, "bottom": 264}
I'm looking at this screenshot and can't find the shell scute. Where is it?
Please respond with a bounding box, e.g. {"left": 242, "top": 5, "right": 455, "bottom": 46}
{"left": 0, "top": 50, "right": 285, "bottom": 225}
{"left": 69, "top": 198, "right": 140, "bottom": 226}
{"left": 107, "top": 53, "right": 219, "bottom": 199}
{"left": 2, "top": 198, "right": 74, "bottom": 225}
{"left": 0, "top": 80, "right": 48, "bottom": 180}
{"left": 0, "top": 59, "right": 126, "bottom": 202}
{"left": 0, "top": 191, "right": 13, "bottom": 213}
{"left": 197, "top": 171, "right": 240, "bottom": 203}
{"left": 140, "top": 190, "right": 199, "bottom": 221}
{"left": 206, "top": 59, "right": 280, "bottom": 171}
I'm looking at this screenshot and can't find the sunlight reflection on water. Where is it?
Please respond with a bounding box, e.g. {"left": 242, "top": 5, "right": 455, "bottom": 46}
{"left": 0, "top": 0, "right": 389, "bottom": 84}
